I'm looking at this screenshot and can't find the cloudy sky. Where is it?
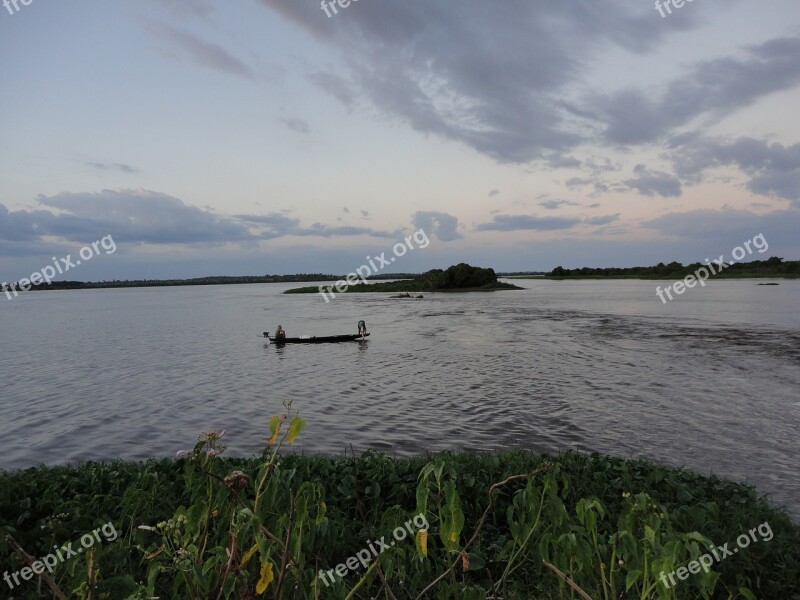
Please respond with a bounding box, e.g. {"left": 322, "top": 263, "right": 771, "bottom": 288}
{"left": 1, "top": 0, "right": 799, "bottom": 280}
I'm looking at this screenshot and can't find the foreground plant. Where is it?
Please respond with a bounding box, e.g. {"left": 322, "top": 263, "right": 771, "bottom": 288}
{"left": 134, "top": 400, "right": 321, "bottom": 599}
{"left": 4, "top": 414, "right": 794, "bottom": 599}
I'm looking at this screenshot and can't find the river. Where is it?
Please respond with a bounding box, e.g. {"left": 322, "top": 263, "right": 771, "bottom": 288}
{"left": 1, "top": 278, "right": 798, "bottom": 517}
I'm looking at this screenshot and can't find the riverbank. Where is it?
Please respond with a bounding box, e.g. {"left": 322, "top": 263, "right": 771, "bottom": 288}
{"left": 1, "top": 447, "right": 797, "bottom": 599}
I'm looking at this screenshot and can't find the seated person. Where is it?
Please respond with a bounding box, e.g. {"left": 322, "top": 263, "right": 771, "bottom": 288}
{"left": 275, "top": 325, "right": 286, "bottom": 340}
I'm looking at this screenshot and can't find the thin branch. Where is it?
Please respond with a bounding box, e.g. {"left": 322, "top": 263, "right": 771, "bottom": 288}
{"left": 5, "top": 534, "right": 68, "bottom": 600}
{"left": 343, "top": 560, "right": 379, "bottom": 600}
{"left": 273, "top": 490, "right": 295, "bottom": 599}
{"left": 542, "top": 561, "right": 594, "bottom": 600}
{"left": 87, "top": 547, "right": 97, "bottom": 600}
{"left": 214, "top": 530, "right": 238, "bottom": 600}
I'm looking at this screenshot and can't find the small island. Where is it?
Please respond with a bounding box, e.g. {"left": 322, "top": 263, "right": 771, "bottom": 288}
{"left": 284, "top": 263, "right": 524, "bottom": 295}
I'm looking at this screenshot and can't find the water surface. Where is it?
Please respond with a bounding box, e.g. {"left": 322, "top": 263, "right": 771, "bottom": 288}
{"left": 1, "top": 279, "right": 798, "bottom": 517}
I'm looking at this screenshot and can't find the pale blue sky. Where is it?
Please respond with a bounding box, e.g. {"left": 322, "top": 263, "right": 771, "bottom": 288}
{"left": 1, "top": 0, "right": 799, "bottom": 280}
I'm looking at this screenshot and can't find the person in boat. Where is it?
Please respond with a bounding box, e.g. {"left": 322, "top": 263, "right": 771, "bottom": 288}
{"left": 275, "top": 325, "right": 286, "bottom": 340}
{"left": 358, "top": 320, "right": 367, "bottom": 337}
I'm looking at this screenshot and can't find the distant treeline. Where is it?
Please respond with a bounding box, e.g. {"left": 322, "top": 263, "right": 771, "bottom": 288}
{"left": 2, "top": 273, "right": 421, "bottom": 293}
{"left": 547, "top": 256, "right": 799, "bottom": 279}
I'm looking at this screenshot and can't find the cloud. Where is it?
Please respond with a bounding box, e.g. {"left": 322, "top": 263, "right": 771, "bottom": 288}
{"left": 672, "top": 136, "right": 800, "bottom": 205}
{"left": 281, "top": 117, "right": 310, "bottom": 134}
{"left": 412, "top": 211, "right": 462, "bottom": 241}
{"left": 544, "top": 154, "right": 581, "bottom": 169}
{"left": 87, "top": 162, "right": 139, "bottom": 174}
{"left": 0, "top": 190, "right": 254, "bottom": 248}
{"left": 642, "top": 207, "right": 800, "bottom": 241}
{"left": 39, "top": 189, "right": 254, "bottom": 245}
{"left": 624, "top": 164, "right": 682, "bottom": 197}
{"left": 475, "top": 214, "right": 582, "bottom": 232}
{"left": 308, "top": 72, "right": 356, "bottom": 108}
{"left": 257, "top": 0, "right": 698, "bottom": 163}
{"left": 488, "top": 189, "right": 500, "bottom": 197}
{"left": 142, "top": 19, "right": 254, "bottom": 79}
{"left": 597, "top": 37, "right": 800, "bottom": 145}
{"left": 584, "top": 213, "right": 620, "bottom": 226}
{"left": 235, "top": 212, "right": 400, "bottom": 240}
{"left": 539, "top": 199, "right": 579, "bottom": 210}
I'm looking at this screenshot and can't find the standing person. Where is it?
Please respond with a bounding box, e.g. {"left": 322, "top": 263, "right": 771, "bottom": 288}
{"left": 357, "top": 320, "right": 367, "bottom": 337}
{"left": 275, "top": 325, "right": 286, "bottom": 340}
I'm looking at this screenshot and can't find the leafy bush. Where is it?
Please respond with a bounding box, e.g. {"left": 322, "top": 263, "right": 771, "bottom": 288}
{"left": 1, "top": 407, "right": 798, "bottom": 599}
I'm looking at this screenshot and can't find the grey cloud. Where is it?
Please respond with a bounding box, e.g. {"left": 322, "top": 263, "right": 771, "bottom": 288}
{"left": 235, "top": 212, "right": 399, "bottom": 240}
{"left": 585, "top": 213, "right": 620, "bottom": 226}
{"left": 544, "top": 154, "right": 581, "bottom": 169}
{"left": 475, "top": 214, "right": 582, "bottom": 232}
{"left": 258, "top": 0, "right": 698, "bottom": 163}
{"left": 281, "top": 117, "right": 310, "bottom": 134}
{"left": 624, "top": 164, "right": 682, "bottom": 197}
{"left": 598, "top": 37, "right": 800, "bottom": 145}
{"left": 37, "top": 190, "right": 254, "bottom": 245}
{"left": 412, "top": 211, "right": 462, "bottom": 241}
{"left": 642, "top": 208, "right": 800, "bottom": 247}
{"left": 0, "top": 190, "right": 254, "bottom": 247}
{"left": 540, "top": 199, "right": 579, "bottom": 210}
{"left": 143, "top": 19, "right": 254, "bottom": 79}
{"left": 672, "top": 137, "right": 800, "bottom": 205}
{"left": 87, "top": 162, "right": 139, "bottom": 174}
{"left": 488, "top": 189, "right": 500, "bottom": 197}
{"left": 309, "top": 72, "right": 356, "bottom": 107}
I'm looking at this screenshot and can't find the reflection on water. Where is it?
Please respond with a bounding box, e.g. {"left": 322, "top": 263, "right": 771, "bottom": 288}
{"left": 1, "top": 279, "right": 798, "bottom": 518}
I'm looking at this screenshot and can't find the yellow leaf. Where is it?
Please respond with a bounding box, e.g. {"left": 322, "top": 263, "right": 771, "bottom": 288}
{"left": 145, "top": 545, "right": 164, "bottom": 560}
{"left": 267, "top": 417, "right": 280, "bottom": 446}
{"left": 256, "top": 561, "right": 274, "bottom": 595}
{"left": 240, "top": 543, "right": 259, "bottom": 569}
{"left": 449, "top": 530, "right": 458, "bottom": 543}
{"left": 415, "top": 529, "right": 428, "bottom": 558}
{"left": 286, "top": 416, "right": 306, "bottom": 444}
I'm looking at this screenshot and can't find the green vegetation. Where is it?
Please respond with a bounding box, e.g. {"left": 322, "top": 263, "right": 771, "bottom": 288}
{"left": 9, "top": 274, "right": 368, "bottom": 293}
{"left": 285, "top": 263, "right": 523, "bottom": 294}
{"left": 542, "top": 257, "right": 800, "bottom": 279}
{"left": 1, "top": 404, "right": 797, "bottom": 599}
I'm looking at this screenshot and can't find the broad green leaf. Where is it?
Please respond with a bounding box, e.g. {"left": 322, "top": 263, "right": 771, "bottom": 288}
{"left": 738, "top": 588, "right": 756, "bottom": 600}
{"left": 625, "top": 569, "right": 642, "bottom": 591}
{"left": 467, "top": 553, "right": 485, "bottom": 571}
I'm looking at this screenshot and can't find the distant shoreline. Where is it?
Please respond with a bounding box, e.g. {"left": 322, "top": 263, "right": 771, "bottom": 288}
{"left": 512, "top": 274, "right": 799, "bottom": 280}
{"left": 4, "top": 259, "right": 798, "bottom": 296}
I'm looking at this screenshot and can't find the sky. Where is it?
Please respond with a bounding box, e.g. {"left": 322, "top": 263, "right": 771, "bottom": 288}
{"left": 1, "top": 0, "right": 799, "bottom": 280}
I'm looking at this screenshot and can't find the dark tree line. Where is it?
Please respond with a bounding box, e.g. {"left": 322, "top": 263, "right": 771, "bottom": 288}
{"left": 548, "top": 256, "right": 798, "bottom": 278}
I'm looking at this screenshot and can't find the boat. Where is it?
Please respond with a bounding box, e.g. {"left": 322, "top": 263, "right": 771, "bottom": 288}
{"left": 264, "top": 332, "right": 370, "bottom": 344}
